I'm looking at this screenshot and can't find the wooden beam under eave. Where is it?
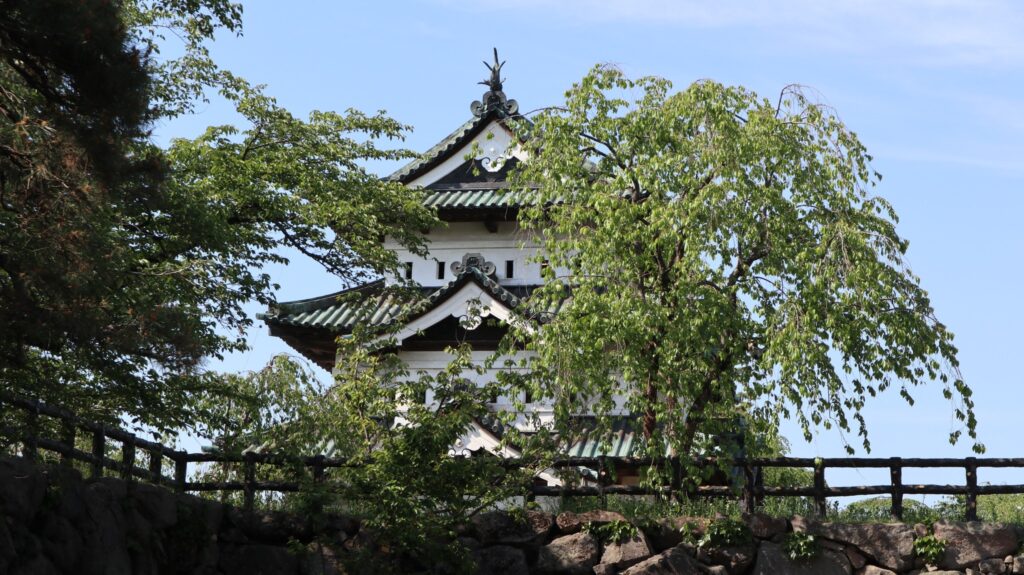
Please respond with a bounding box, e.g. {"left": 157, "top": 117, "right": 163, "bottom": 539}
{"left": 484, "top": 217, "right": 498, "bottom": 233}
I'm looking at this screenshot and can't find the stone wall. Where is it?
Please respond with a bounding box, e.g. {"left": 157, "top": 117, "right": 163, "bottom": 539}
{"left": 3, "top": 455, "right": 1024, "bottom": 574}
{"left": 0, "top": 456, "right": 357, "bottom": 575}
{"left": 468, "top": 509, "right": 1024, "bottom": 575}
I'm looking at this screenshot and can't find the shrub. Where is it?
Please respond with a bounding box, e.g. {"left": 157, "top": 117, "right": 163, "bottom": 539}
{"left": 583, "top": 520, "right": 638, "bottom": 544}
{"left": 782, "top": 531, "right": 819, "bottom": 561}
{"left": 698, "top": 518, "right": 752, "bottom": 549}
{"left": 913, "top": 533, "right": 946, "bottom": 565}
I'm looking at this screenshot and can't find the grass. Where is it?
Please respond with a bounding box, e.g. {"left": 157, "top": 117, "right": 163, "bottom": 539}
{"left": 552, "top": 493, "right": 1024, "bottom": 526}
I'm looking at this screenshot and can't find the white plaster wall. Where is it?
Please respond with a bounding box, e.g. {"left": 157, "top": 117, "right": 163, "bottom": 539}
{"left": 396, "top": 350, "right": 553, "bottom": 430}
{"left": 406, "top": 121, "right": 523, "bottom": 189}
{"left": 384, "top": 221, "right": 548, "bottom": 288}
{"left": 392, "top": 350, "right": 629, "bottom": 431}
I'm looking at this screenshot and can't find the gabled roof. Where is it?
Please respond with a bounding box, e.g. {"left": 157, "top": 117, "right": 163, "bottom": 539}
{"left": 261, "top": 266, "right": 534, "bottom": 335}
{"left": 474, "top": 415, "right": 639, "bottom": 459}
{"left": 260, "top": 280, "right": 406, "bottom": 334}
{"left": 422, "top": 187, "right": 520, "bottom": 211}
{"left": 389, "top": 50, "right": 524, "bottom": 187}
{"left": 388, "top": 115, "right": 492, "bottom": 184}
{"left": 563, "top": 417, "right": 638, "bottom": 458}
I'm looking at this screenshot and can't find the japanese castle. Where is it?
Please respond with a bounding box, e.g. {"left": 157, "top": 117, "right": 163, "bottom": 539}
{"left": 260, "top": 53, "right": 635, "bottom": 467}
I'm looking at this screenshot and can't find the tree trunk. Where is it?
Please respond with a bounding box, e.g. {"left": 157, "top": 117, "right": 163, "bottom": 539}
{"left": 643, "top": 380, "right": 657, "bottom": 439}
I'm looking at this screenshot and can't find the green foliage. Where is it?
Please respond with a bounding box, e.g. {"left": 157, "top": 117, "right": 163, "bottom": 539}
{"left": 0, "top": 0, "right": 437, "bottom": 432}
{"left": 913, "top": 532, "right": 946, "bottom": 565}
{"left": 506, "top": 65, "right": 982, "bottom": 465}
{"left": 196, "top": 346, "right": 539, "bottom": 574}
{"left": 834, "top": 496, "right": 943, "bottom": 524}
{"left": 679, "top": 521, "right": 701, "bottom": 546}
{"left": 975, "top": 494, "right": 1024, "bottom": 524}
{"left": 0, "top": 0, "right": 168, "bottom": 426}
{"left": 583, "top": 520, "right": 638, "bottom": 544}
{"left": 698, "top": 518, "right": 752, "bottom": 549}
{"left": 122, "top": 0, "right": 244, "bottom": 119}
{"left": 782, "top": 531, "right": 819, "bottom": 561}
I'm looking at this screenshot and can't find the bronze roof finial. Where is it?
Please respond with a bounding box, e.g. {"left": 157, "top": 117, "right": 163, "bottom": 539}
{"left": 480, "top": 47, "right": 505, "bottom": 93}
{"left": 471, "top": 48, "right": 518, "bottom": 118}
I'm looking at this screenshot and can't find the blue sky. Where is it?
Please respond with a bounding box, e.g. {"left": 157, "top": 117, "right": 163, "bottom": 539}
{"left": 160, "top": 1, "right": 1024, "bottom": 488}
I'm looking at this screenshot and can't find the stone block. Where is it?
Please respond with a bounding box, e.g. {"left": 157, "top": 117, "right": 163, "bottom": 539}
{"left": 536, "top": 532, "right": 599, "bottom": 574}
{"left": 744, "top": 513, "right": 788, "bottom": 540}
{"left": 792, "top": 516, "right": 914, "bottom": 572}
{"left": 472, "top": 510, "right": 551, "bottom": 547}
{"left": 751, "top": 541, "right": 851, "bottom": 575}
{"left": 0, "top": 458, "right": 46, "bottom": 522}
{"left": 933, "top": 521, "right": 1018, "bottom": 570}
{"left": 219, "top": 543, "right": 299, "bottom": 575}
{"left": 555, "top": 510, "right": 627, "bottom": 535}
{"left": 601, "top": 530, "right": 653, "bottom": 570}
{"left": 472, "top": 545, "right": 529, "bottom": 575}
{"left": 621, "top": 546, "right": 704, "bottom": 575}
{"left": 128, "top": 482, "right": 177, "bottom": 529}
{"left": 979, "top": 556, "right": 1008, "bottom": 573}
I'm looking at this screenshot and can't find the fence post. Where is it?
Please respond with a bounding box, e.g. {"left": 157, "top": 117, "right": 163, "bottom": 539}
{"left": 148, "top": 449, "right": 163, "bottom": 485}
{"left": 598, "top": 456, "right": 608, "bottom": 509}
{"left": 60, "top": 419, "right": 76, "bottom": 468}
{"left": 121, "top": 439, "right": 136, "bottom": 482}
{"left": 741, "top": 461, "right": 756, "bottom": 514}
{"left": 671, "top": 457, "right": 682, "bottom": 503}
{"left": 174, "top": 455, "right": 188, "bottom": 492}
{"left": 558, "top": 462, "right": 568, "bottom": 505}
{"left": 311, "top": 455, "right": 325, "bottom": 515}
{"left": 890, "top": 457, "right": 903, "bottom": 521}
{"left": 813, "top": 459, "right": 827, "bottom": 518}
{"left": 965, "top": 457, "right": 978, "bottom": 521}
{"left": 243, "top": 452, "right": 256, "bottom": 513}
{"left": 22, "top": 401, "right": 39, "bottom": 461}
{"left": 91, "top": 428, "right": 105, "bottom": 478}
{"left": 753, "top": 465, "right": 765, "bottom": 508}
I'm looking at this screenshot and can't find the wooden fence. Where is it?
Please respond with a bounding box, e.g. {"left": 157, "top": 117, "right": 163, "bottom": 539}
{"left": 0, "top": 391, "right": 1015, "bottom": 520}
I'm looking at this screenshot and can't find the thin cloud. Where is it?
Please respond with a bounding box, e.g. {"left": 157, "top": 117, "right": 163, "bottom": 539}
{"left": 874, "top": 144, "right": 1024, "bottom": 175}
{"left": 435, "top": 0, "right": 1024, "bottom": 68}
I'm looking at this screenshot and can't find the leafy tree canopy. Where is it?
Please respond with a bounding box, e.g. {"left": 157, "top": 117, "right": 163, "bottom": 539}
{"left": 195, "top": 344, "right": 540, "bottom": 573}
{"left": 508, "top": 66, "right": 981, "bottom": 460}
{"left": 0, "top": 0, "right": 436, "bottom": 433}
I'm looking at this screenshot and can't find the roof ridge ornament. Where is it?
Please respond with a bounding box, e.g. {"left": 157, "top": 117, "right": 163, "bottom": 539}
{"left": 471, "top": 48, "right": 519, "bottom": 118}
{"left": 451, "top": 252, "right": 497, "bottom": 277}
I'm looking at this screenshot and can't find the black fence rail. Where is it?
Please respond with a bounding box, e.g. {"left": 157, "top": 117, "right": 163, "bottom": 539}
{"left": 0, "top": 391, "right": 1012, "bottom": 520}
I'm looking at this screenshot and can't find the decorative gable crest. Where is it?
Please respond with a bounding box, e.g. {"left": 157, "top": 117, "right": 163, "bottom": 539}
{"left": 450, "top": 253, "right": 496, "bottom": 277}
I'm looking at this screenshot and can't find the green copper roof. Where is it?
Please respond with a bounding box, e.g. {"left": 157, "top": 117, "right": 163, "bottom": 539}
{"left": 472, "top": 415, "right": 636, "bottom": 459}
{"left": 564, "top": 418, "right": 638, "bottom": 458}
{"left": 261, "top": 280, "right": 404, "bottom": 332}
{"left": 388, "top": 115, "right": 488, "bottom": 183}
{"left": 422, "top": 188, "right": 520, "bottom": 210}
{"left": 262, "top": 266, "right": 536, "bottom": 334}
